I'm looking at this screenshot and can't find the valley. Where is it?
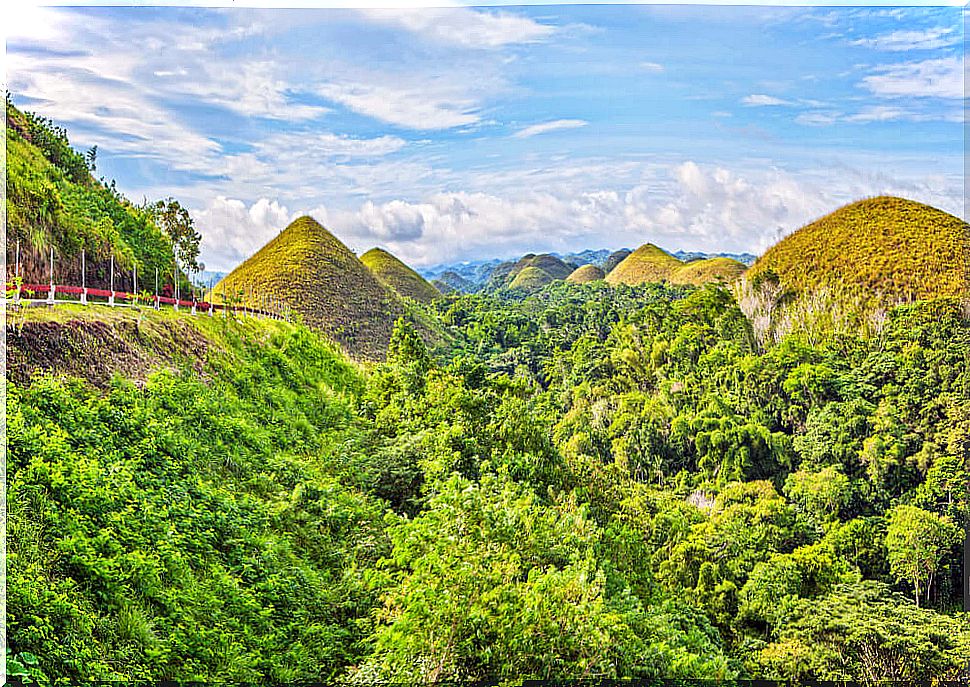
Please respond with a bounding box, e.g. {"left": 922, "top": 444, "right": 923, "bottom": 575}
{"left": 5, "top": 98, "right": 970, "bottom": 686}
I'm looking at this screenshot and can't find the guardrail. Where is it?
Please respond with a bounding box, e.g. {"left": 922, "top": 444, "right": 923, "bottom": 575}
{"left": 5, "top": 282, "right": 289, "bottom": 321}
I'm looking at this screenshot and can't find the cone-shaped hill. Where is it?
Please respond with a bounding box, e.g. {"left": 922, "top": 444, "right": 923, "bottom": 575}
{"left": 566, "top": 264, "right": 606, "bottom": 283}
{"left": 492, "top": 253, "right": 577, "bottom": 288}
{"left": 606, "top": 243, "right": 746, "bottom": 287}
{"left": 605, "top": 244, "right": 682, "bottom": 285}
{"left": 213, "top": 216, "right": 404, "bottom": 360}
{"left": 509, "top": 265, "right": 556, "bottom": 291}
{"left": 361, "top": 247, "right": 440, "bottom": 304}
{"left": 672, "top": 257, "right": 747, "bottom": 285}
{"left": 748, "top": 196, "right": 970, "bottom": 300}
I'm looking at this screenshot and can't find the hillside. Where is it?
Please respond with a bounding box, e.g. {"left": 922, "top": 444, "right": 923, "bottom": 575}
{"left": 670, "top": 256, "right": 747, "bottom": 285}
{"left": 606, "top": 243, "right": 746, "bottom": 287}
{"left": 566, "top": 264, "right": 605, "bottom": 283}
{"left": 434, "top": 270, "right": 477, "bottom": 293}
{"left": 492, "top": 253, "right": 576, "bottom": 289}
{"left": 5, "top": 99, "right": 182, "bottom": 292}
{"left": 605, "top": 243, "right": 684, "bottom": 285}
{"left": 748, "top": 196, "right": 970, "bottom": 300}
{"left": 509, "top": 265, "right": 555, "bottom": 291}
{"left": 213, "top": 216, "right": 404, "bottom": 360}
{"left": 361, "top": 247, "right": 440, "bottom": 304}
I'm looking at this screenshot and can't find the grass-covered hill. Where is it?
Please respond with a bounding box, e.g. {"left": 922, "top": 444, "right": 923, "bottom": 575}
{"left": 509, "top": 265, "right": 556, "bottom": 291}
{"left": 361, "top": 247, "right": 440, "bottom": 304}
{"left": 213, "top": 216, "right": 405, "bottom": 360}
{"left": 491, "top": 253, "right": 577, "bottom": 289}
{"left": 566, "top": 264, "right": 605, "bottom": 283}
{"left": 673, "top": 256, "right": 747, "bottom": 285}
{"left": 747, "top": 196, "right": 970, "bottom": 301}
{"left": 606, "top": 243, "right": 683, "bottom": 285}
{"left": 606, "top": 243, "right": 746, "bottom": 287}
{"left": 5, "top": 98, "right": 181, "bottom": 292}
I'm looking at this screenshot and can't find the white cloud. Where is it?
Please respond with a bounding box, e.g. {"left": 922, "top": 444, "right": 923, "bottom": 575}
{"left": 8, "top": 54, "right": 223, "bottom": 174}
{"left": 640, "top": 62, "right": 665, "bottom": 72}
{"left": 262, "top": 131, "right": 408, "bottom": 158}
{"left": 359, "top": 8, "right": 555, "bottom": 49}
{"left": 795, "top": 111, "right": 840, "bottom": 126}
{"left": 850, "top": 27, "right": 960, "bottom": 52}
{"left": 194, "top": 196, "right": 298, "bottom": 271}
{"left": 861, "top": 56, "right": 963, "bottom": 99}
{"left": 513, "top": 119, "right": 589, "bottom": 138}
{"left": 316, "top": 80, "right": 481, "bottom": 130}
{"left": 742, "top": 94, "right": 794, "bottom": 106}
{"left": 175, "top": 61, "right": 330, "bottom": 121}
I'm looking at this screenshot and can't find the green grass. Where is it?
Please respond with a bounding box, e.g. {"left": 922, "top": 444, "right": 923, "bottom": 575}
{"left": 566, "top": 264, "right": 605, "bottom": 283}
{"left": 361, "top": 248, "right": 440, "bottom": 304}
{"left": 5, "top": 100, "right": 177, "bottom": 290}
{"left": 213, "top": 216, "right": 405, "bottom": 361}
{"left": 747, "top": 196, "right": 970, "bottom": 301}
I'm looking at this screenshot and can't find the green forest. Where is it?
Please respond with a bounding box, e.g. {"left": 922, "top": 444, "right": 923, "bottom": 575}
{"left": 8, "top": 282, "right": 970, "bottom": 684}
{"left": 5, "top": 101, "right": 970, "bottom": 686}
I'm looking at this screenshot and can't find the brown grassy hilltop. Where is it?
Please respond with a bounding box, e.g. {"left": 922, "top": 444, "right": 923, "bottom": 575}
{"left": 606, "top": 244, "right": 745, "bottom": 287}
{"left": 361, "top": 247, "right": 440, "bottom": 304}
{"left": 213, "top": 216, "right": 404, "bottom": 360}
{"left": 747, "top": 196, "right": 970, "bottom": 300}
{"left": 566, "top": 264, "right": 606, "bottom": 283}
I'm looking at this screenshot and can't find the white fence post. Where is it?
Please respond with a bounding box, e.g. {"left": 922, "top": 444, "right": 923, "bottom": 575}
{"left": 81, "top": 249, "right": 88, "bottom": 305}
{"left": 108, "top": 254, "right": 115, "bottom": 306}
{"left": 47, "top": 247, "right": 55, "bottom": 305}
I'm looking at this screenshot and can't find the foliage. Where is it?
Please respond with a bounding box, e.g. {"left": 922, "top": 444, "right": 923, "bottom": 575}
{"left": 885, "top": 504, "right": 962, "bottom": 607}
{"left": 5, "top": 99, "right": 182, "bottom": 289}
{"left": 7, "top": 315, "right": 383, "bottom": 685}
{"left": 148, "top": 197, "right": 204, "bottom": 274}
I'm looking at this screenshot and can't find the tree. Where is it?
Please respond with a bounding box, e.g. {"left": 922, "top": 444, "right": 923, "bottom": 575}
{"left": 149, "top": 198, "right": 202, "bottom": 274}
{"left": 885, "top": 504, "right": 961, "bottom": 606}
{"left": 783, "top": 465, "right": 852, "bottom": 532}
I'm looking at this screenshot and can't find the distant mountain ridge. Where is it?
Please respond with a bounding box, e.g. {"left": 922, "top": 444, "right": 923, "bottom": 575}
{"left": 421, "top": 248, "right": 757, "bottom": 293}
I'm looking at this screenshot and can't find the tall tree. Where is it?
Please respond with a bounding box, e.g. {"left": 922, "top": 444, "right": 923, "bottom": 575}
{"left": 885, "top": 505, "right": 961, "bottom": 606}
{"left": 149, "top": 197, "right": 203, "bottom": 275}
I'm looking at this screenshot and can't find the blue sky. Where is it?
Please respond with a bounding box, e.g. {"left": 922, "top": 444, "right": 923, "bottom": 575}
{"left": 6, "top": 4, "right": 965, "bottom": 270}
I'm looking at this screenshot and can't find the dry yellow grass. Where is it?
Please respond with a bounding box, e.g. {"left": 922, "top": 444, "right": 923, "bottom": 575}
{"left": 670, "top": 257, "right": 747, "bottom": 286}
{"left": 748, "top": 196, "right": 970, "bottom": 300}
{"left": 566, "top": 264, "right": 606, "bottom": 283}
{"left": 361, "top": 247, "right": 440, "bottom": 304}
{"left": 213, "top": 216, "right": 403, "bottom": 360}
{"left": 605, "top": 244, "right": 745, "bottom": 287}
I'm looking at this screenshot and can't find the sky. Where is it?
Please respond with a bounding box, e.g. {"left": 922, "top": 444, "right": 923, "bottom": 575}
{"left": 5, "top": 3, "right": 965, "bottom": 271}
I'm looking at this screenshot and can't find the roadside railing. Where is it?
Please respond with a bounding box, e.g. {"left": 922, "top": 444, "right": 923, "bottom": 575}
{"left": 4, "top": 281, "right": 289, "bottom": 321}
